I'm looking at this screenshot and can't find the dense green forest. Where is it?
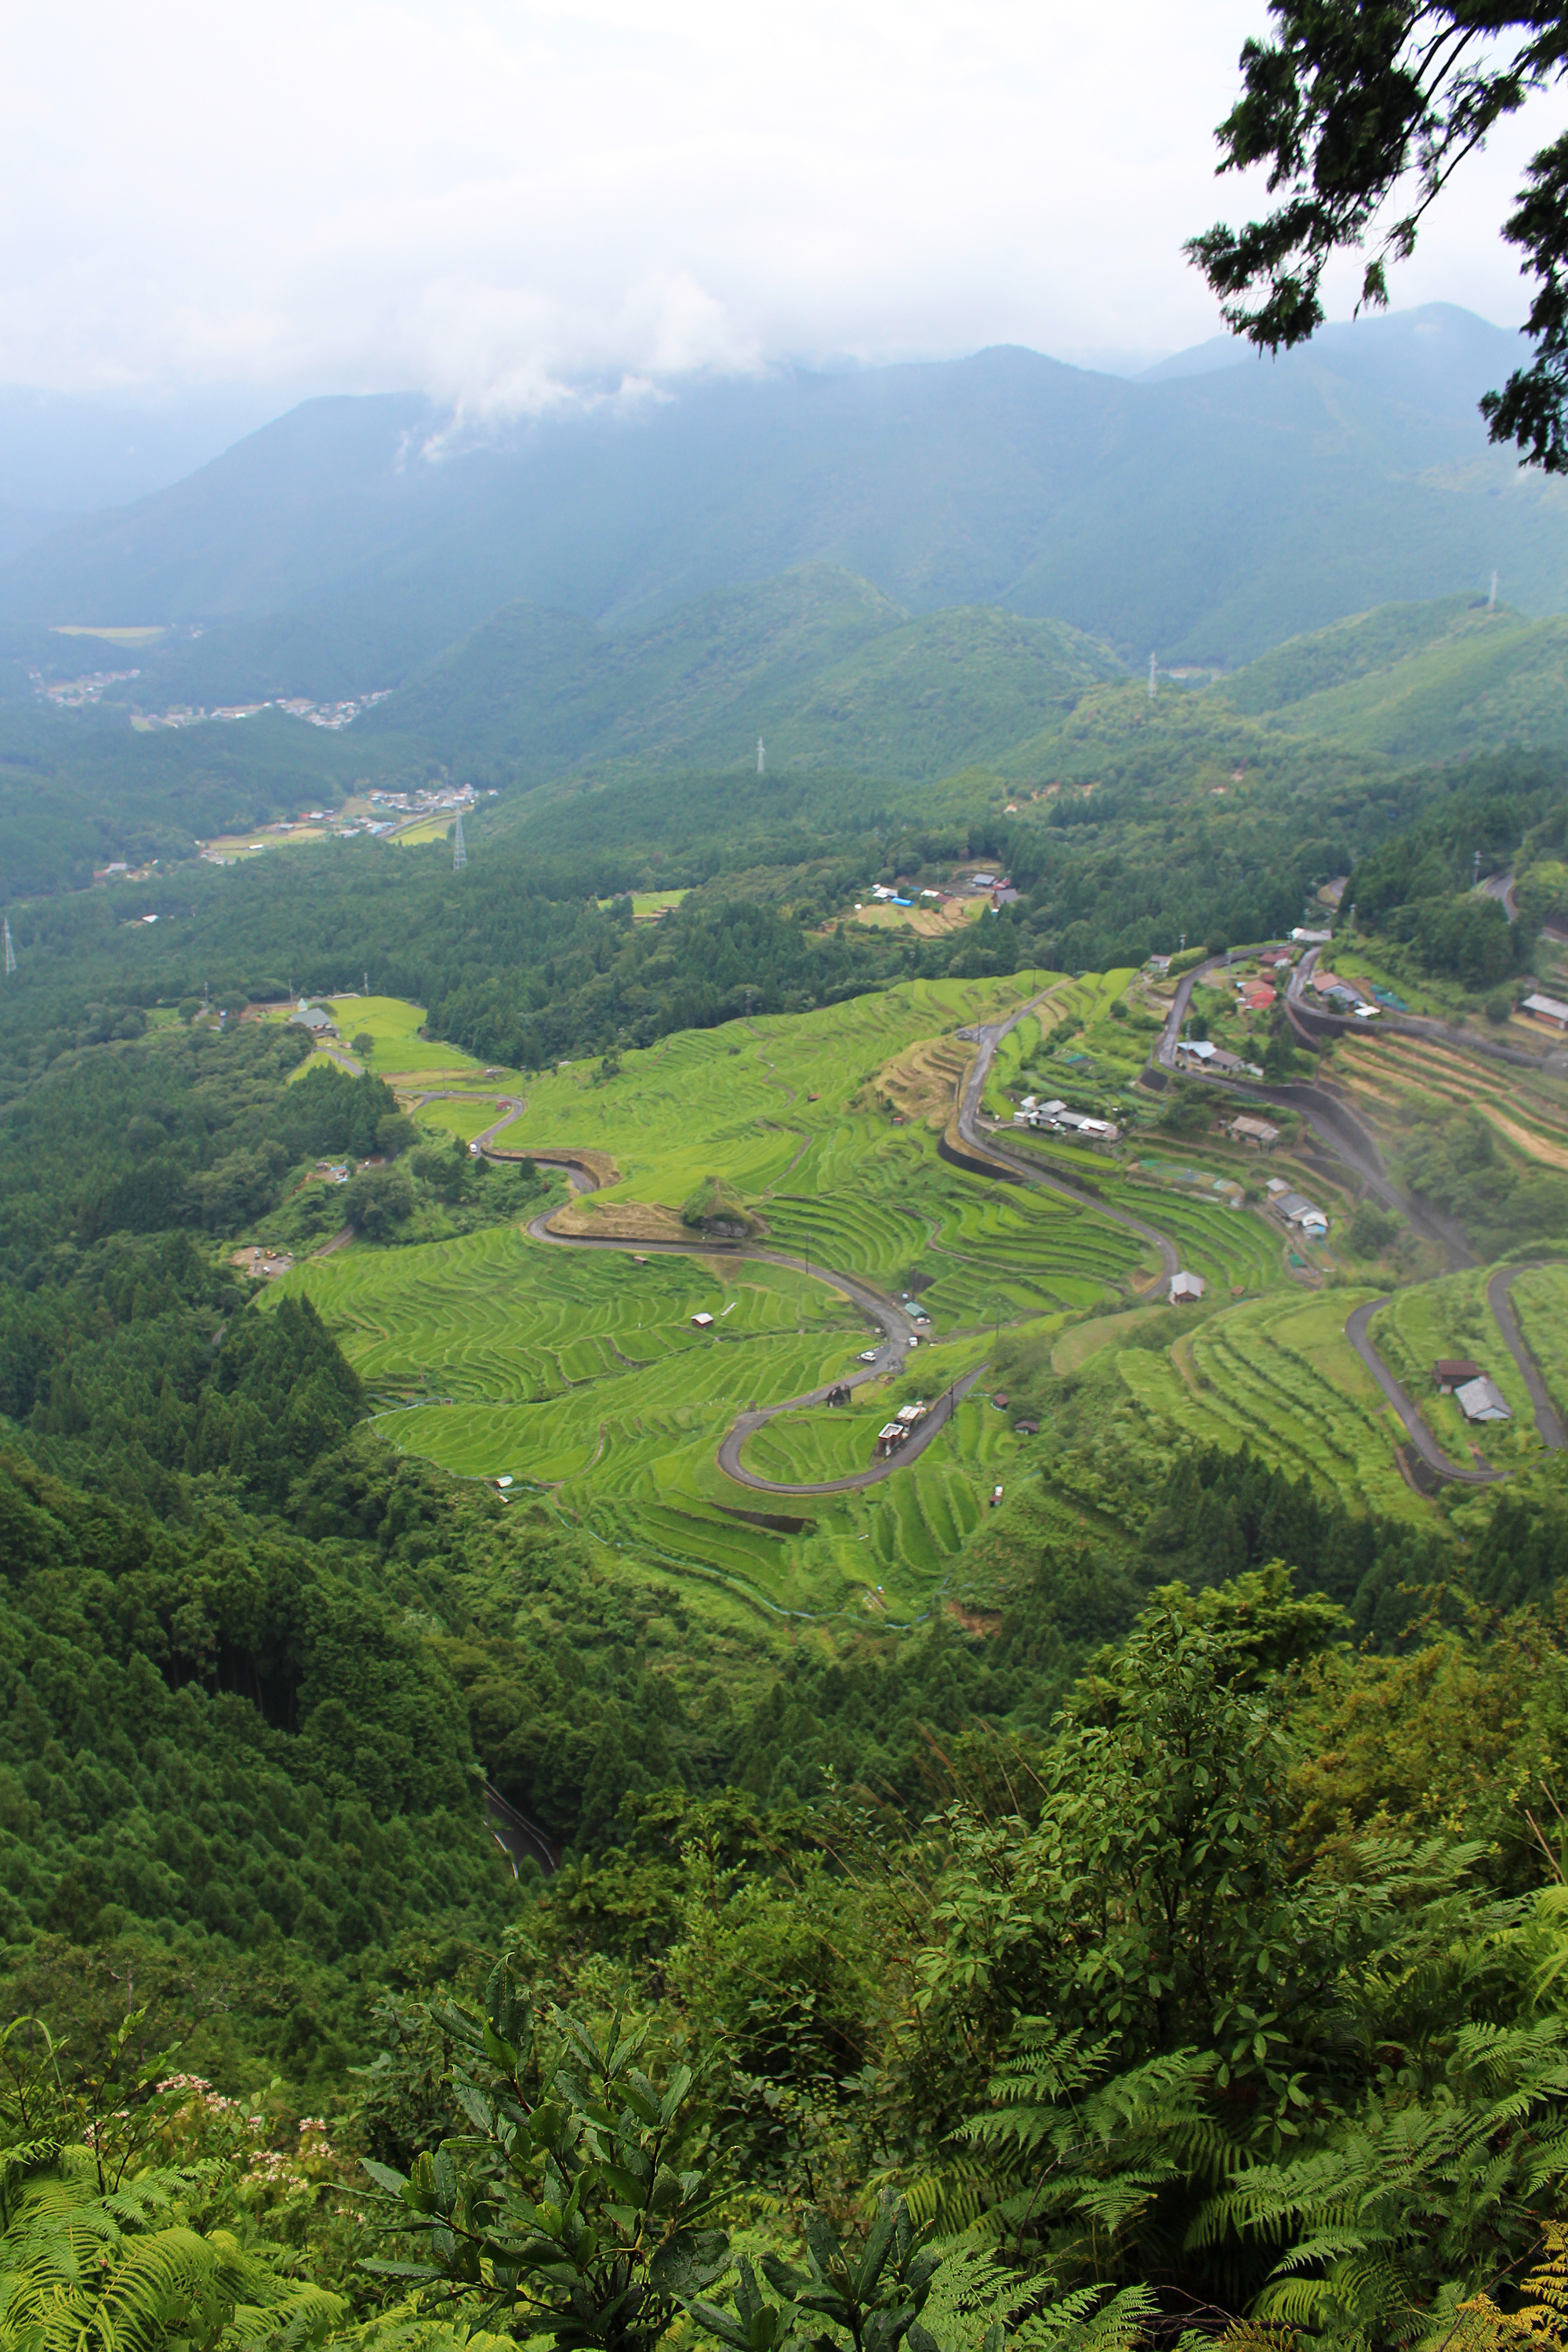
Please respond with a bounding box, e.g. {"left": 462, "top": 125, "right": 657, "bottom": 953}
{"left": 6, "top": 721, "right": 1560, "bottom": 1098}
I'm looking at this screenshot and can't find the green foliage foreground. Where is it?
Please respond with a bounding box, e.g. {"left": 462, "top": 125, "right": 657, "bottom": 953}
{"left": 11, "top": 1581, "right": 1568, "bottom": 2352}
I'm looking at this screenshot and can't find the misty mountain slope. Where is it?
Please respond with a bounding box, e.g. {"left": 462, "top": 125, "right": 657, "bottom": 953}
{"left": 1217, "top": 600, "right": 1568, "bottom": 759}
{"left": 370, "top": 564, "right": 1120, "bottom": 781}
{"left": 1217, "top": 595, "right": 1490, "bottom": 713}
{"left": 0, "top": 306, "right": 1557, "bottom": 673}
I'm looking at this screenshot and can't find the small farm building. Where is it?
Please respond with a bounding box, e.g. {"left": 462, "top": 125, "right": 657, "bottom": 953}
{"left": 1523, "top": 993, "right": 1568, "bottom": 1030}
{"left": 691, "top": 1312, "right": 714, "bottom": 1329}
{"left": 874, "top": 1423, "right": 909, "bottom": 1459}
{"left": 1456, "top": 1375, "right": 1512, "bottom": 1423}
{"left": 1434, "top": 1359, "right": 1483, "bottom": 1394}
{"left": 1014, "top": 1418, "right": 1040, "bottom": 1436}
{"left": 1170, "top": 1270, "right": 1206, "bottom": 1304}
{"left": 1229, "top": 1115, "right": 1280, "bottom": 1151}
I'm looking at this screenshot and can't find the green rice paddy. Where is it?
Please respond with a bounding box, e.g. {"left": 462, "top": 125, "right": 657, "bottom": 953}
{"left": 1114, "top": 1287, "right": 1426, "bottom": 1520}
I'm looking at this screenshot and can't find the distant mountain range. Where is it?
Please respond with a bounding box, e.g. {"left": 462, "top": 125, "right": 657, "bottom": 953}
{"left": 2, "top": 304, "right": 1561, "bottom": 690}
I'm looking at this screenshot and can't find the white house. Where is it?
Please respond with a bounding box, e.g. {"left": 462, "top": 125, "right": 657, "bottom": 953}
{"left": 1170, "top": 1271, "right": 1206, "bottom": 1304}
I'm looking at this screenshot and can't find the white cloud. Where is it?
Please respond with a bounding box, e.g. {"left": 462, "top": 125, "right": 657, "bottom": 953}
{"left": 0, "top": 0, "right": 1556, "bottom": 407}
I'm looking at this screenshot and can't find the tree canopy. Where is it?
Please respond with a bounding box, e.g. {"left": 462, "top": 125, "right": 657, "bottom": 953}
{"left": 1189, "top": 1, "right": 1568, "bottom": 466}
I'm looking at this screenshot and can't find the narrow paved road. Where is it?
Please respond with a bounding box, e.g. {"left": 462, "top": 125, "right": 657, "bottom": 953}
{"left": 1488, "top": 1264, "right": 1566, "bottom": 1448}
{"left": 484, "top": 1781, "right": 558, "bottom": 1877}
{"left": 1344, "top": 1298, "right": 1501, "bottom": 1486}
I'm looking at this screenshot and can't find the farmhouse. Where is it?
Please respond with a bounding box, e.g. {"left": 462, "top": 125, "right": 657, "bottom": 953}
{"left": 1273, "top": 1190, "right": 1328, "bottom": 1237}
{"left": 1523, "top": 993, "right": 1568, "bottom": 1030}
{"left": 1433, "top": 1358, "right": 1483, "bottom": 1393}
{"left": 1455, "top": 1375, "right": 1512, "bottom": 1423}
{"left": 1229, "top": 1115, "right": 1280, "bottom": 1151}
{"left": 289, "top": 1001, "right": 336, "bottom": 1036}
{"left": 1014, "top": 1417, "right": 1040, "bottom": 1436}
{"left": 1169, "top": 1270, "right": 1206, "bottom": 1303}
{"left": 1055, "top": 1108, "right": 1119, "bottom": 1143}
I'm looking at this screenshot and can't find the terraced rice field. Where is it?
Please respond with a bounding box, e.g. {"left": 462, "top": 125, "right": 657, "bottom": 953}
{"left": 1511, "top": 1265, "right": 1568, "bottom": 1420}
{"left": 1107, "top": 1181, "right": 1282, "bottom": 1292}
{"left": 1337, "top": 1029, "right": 1568, "bottom": 1167}
{"left": 1114, "top": 1287, "right": 1425, "bottom": 1519}
{"left": 257, "top": 976, "right": 1182, "bottom": 1620}
{"left": 1374, "top": 1269, "right": 1547, "bottom": 1472}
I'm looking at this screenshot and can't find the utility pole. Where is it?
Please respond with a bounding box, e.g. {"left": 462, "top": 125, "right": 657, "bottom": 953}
{"left": 1489, "top": 569, "right": 1499, "bottom": 610}
{"left": 2, "top": 918, "right": 13, "bottom": 977}
{"left": 1148, "top": 652, "right": 1157, "bottom": 701}
{"left": 757, "top": 736, "right": 765, "bottom": 775}
{"left": 453, "top": 813, "right": 467, "bottom": 872}
{"left": 1474, "top": 848, "right": 1482, "bottom": 886}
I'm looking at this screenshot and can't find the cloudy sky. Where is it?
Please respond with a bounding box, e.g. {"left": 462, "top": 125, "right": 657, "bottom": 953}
{"left": 3, "top": 0, "right": 1559, "bottom": 412}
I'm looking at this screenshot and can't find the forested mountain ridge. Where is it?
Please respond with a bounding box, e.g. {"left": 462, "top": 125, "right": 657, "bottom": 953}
{"left": 365, "top": 566, "right": 1123, "bottom": 782}
{"left": 2, "top": 306, "right": 1559, "bottom": 687}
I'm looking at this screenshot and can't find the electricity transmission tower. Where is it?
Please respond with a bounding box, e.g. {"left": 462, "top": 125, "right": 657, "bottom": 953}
{"left": 2, "top": 918, "right": 13, "bottom": 977}
{"left": 1148, "top": 652, "right": 1157, "bottom": 700}
{"left": 757, "top": 736, "right": 765, "bottom": 775}
{"left": 452, "top": 813, "right": 467, "bottom": 871}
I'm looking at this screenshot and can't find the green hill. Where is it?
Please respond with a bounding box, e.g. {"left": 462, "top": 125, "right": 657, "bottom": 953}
{"left": 1214, "top": 598, "right": 1568, "bottom": 759}
{"left": 372, "top": 565, "right": 1123, "bottom": 782}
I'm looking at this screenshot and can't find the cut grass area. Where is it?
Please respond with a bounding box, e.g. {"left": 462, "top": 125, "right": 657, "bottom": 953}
{"left": 1373, "top": 1269, "right": 1548, "bottom": 1473}
{"left": 1115, "top": 1286, "right": 1425, "bottom": 1520}
{"left": 413, "top": 1095, "right": 515, "bottom": 1144}
{"left": 388, "top": 814, "right": 457, "bottom": 846}
{"left": 596, "top": 888, "right": 692, "bottom": 919}
{"left": 265, "top": 994, "right": 524, "bottom": 1086}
